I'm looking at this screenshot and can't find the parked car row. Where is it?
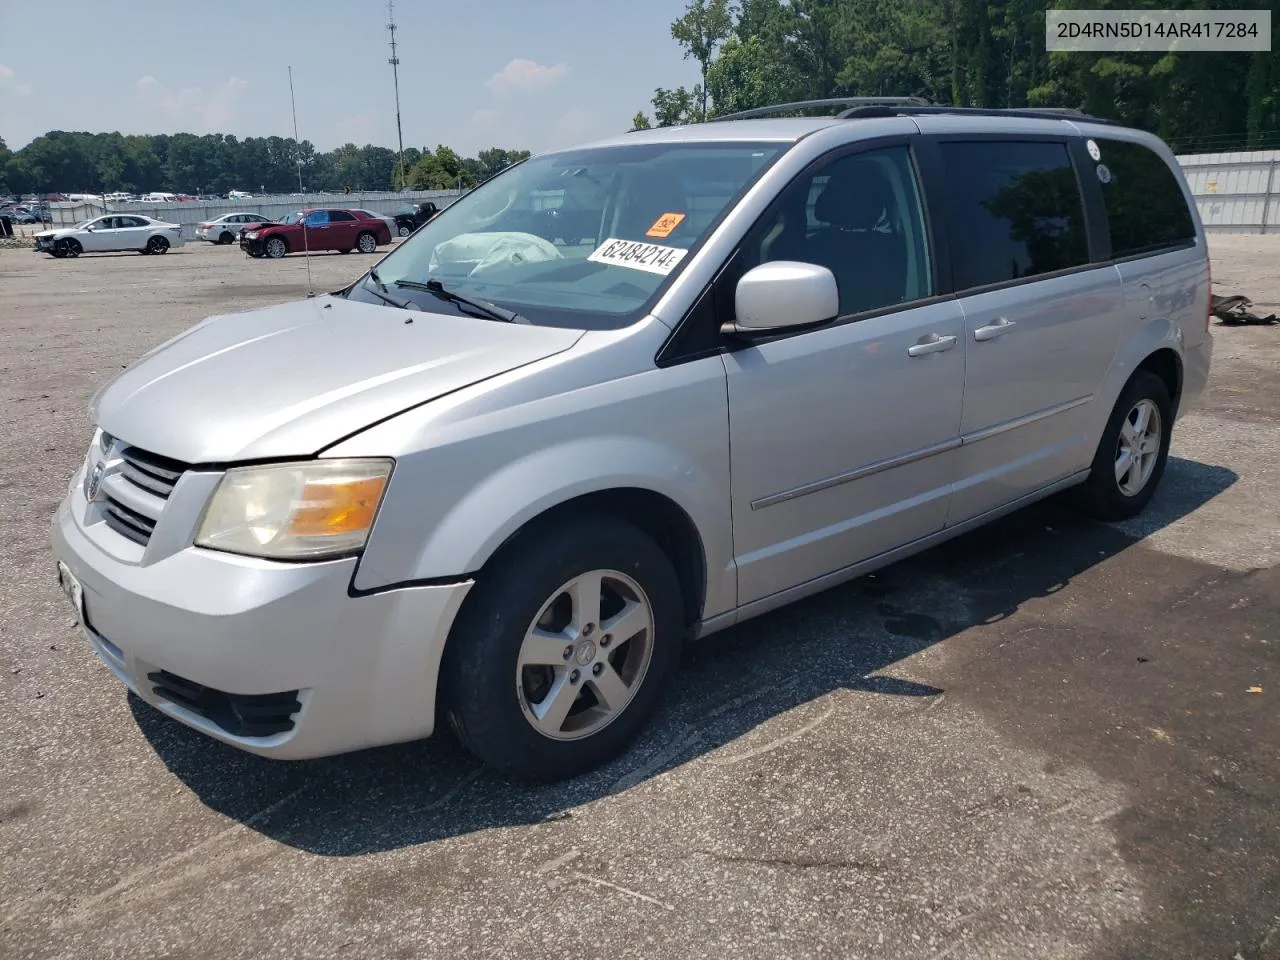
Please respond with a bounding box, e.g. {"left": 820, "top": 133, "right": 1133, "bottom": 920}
{"left": 33, "top": 203, "right": 443, "bottom": 259}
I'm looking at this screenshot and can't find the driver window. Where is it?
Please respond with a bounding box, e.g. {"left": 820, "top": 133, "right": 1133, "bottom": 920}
{"left": 745, "top": 145, "right": 933, "bottom": 317}
{"left": 304, "top": 210, "right": 328, "bottom": 226}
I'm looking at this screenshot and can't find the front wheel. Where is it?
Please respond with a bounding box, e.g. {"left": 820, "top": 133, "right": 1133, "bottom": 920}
{"left": 1074, "top": 369, "right": 1173, "bottom": 521}
{"left": 146, "top": 236, "right": 169, "bottom": 255}
{"left": 56, "top": 238, "right": 81, "bottom": 259}
{"left": 265, "top": 237, "right": 288, "bottom": 259}
{"left": 356, "top": 231, "right": 378, "bottom": 254}
{"left": 442, "top": 515, "right": 684, "bottom": 781}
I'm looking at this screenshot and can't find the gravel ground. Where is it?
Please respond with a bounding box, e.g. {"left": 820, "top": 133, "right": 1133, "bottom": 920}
{"left": 1, "top": 237, "right": 1278, "bottom": 960}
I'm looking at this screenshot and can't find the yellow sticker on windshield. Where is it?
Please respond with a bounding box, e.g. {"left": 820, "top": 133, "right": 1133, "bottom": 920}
{"left": 646, "top": 212, "right": 686, "bottom": 238}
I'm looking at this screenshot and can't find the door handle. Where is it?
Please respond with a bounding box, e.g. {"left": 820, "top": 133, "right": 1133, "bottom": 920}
{"left": 907, "top": 333, "right": 958, "bottom": 357}
{"left": 974, "top": 317, "right": 1016, "bottom": 341}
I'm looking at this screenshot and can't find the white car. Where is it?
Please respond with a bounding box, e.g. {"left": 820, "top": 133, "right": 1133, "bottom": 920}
{"left": 196, "top": 213, "right": 275, "bottom": 245}
{"left": 34, "top": 215, "right": 186, "bottom": 258}
{"left": 350, "top": 208, "right": 400, "bottom": 238}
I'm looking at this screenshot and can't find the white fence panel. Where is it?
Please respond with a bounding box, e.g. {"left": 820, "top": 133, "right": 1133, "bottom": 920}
{"left": 1177, "top": 150, "right": 1280, "bottom": 234}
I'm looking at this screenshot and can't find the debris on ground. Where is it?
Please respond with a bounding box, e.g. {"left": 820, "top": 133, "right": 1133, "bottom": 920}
{"left": 1212, "top": 295, "right": 1278, "bottom": 326}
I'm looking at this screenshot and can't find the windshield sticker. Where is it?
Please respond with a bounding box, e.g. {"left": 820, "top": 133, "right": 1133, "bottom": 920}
{"left": 645, "top": 212, "right": 686, "bottom": 238}
{"left": 588, "top": 238, "right": 688, "bottom": 275}
{"left": 1086, "top": 139, "right": 1101, "bottom": 161}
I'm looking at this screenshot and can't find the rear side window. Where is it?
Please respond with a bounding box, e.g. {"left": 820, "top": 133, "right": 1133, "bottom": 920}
{"left": 1095, "top": 139, "right": 1196, "bottom": 258}
{"left": 329, "top": 210, "right": 356, "bottom": 222}
{"left": 940, "top": 140, "right": 1089, "bottom": 290}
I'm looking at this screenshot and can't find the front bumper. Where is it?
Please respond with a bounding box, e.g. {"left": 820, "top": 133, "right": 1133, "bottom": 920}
{"left": 240, "top": 236, "right": 266, "bottom": 256}
{"left": 50, "top": 468, "right": 472, "bottom": 759}
{"left": 34, "top": 236, "right": 55, "bottom": 252}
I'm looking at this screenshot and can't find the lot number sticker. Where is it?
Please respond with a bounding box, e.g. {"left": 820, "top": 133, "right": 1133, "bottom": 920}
{"left": 1086, "top": 139, "right": 1101, "bottom": 161}
{"left": 645, "top": 212, "right": 686, "bottom": 238}
{"left": 588, "top": 238, "right": 688, "bottom": 275}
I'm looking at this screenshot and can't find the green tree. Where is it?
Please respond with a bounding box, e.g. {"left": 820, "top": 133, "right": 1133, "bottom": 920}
{"left": 630, "top": 111, "right": 653, "bottom": 131}
{"left": 671, "top": 0, "right": 734, "bottom": 120}
{"left": 652, "top": 86, "right": 702, "bottom": 126}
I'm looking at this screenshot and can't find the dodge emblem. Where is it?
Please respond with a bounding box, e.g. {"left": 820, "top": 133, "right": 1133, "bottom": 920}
{"left": 86, "top": 461, "right": 105, "bottom": 501}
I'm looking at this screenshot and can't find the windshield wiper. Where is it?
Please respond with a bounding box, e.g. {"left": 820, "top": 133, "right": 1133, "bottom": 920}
{"left": 364, "top": 268, "right": 418, "bottom": 310}
{"left": 396, "top": 278, "right": 527, "bottom": 324}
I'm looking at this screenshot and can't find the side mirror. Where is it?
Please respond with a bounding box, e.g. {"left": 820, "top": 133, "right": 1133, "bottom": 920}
{"left": 722, "top": 261, "right": 839, "bottom": 339}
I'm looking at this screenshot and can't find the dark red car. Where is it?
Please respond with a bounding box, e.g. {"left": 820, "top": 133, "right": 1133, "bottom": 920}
{"left": 240, "top": 207, "right": 392, "bottom": 259}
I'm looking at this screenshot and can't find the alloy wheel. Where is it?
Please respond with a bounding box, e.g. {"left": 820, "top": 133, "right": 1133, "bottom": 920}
{"left": 1115, "top": 398, "right": 1162, "bottom": 497}
{"left": 515, "top": 569, "right": 655, "bottom": 741}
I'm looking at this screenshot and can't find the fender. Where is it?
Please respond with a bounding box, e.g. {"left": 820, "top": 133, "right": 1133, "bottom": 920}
{"left": 334, "top": 353, "right": 738, "bottom": 620}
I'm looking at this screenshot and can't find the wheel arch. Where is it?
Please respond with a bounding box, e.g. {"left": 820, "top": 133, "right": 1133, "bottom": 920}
{"left": 1091, "top": 316, "right": 1185, "bottom": 437}
{"left": 475, "top": 487, "right": 708, "bottom": 632}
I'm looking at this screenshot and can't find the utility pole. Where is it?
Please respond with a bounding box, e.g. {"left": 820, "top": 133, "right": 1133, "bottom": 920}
{"left": 387, "top": 0, "right": 406, "bottom": 191}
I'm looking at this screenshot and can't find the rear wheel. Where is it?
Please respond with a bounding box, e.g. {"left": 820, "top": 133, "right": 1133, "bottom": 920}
{"left": 442, "top": 515, "right": 683, "bottom": 781}
{"left": 356, "top": 231, "right": 378, "bottom": 254}
{"left": 397, "top": 224, "right": 411, "bottom": 238}
{"left": 1074, "top": 369, "right": 1173, "bottom": 521}
{"left": 56, "top": 238, "right": 81, "bottom": 259}
{"left": 146, "top": 236, "right": 169, "bottom": 255}
{"left": 218, "top": 231, "right": 234, "bottom": 245}
{"left": 265, "top": 236, "right": 288, "bottom": 259}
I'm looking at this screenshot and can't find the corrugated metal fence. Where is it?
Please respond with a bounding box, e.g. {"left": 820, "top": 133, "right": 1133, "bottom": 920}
{"left": 1176, "top": 150, "right": 1280, "bottom": 235}
{"left": 49, "top": 189, "right": 466, "bottom": 240}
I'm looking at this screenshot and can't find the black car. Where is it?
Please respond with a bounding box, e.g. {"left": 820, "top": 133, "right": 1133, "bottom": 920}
{"left": 392, "top": 201, "right": 440, "bottom": 238}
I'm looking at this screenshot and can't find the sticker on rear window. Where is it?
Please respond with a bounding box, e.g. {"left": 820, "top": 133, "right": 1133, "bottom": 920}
{"left": 1096, "top": 163, "right": 1112, "bottom": 184}
{"left": 1086, "top": 139, "right": 1101, "bottom": 161}
{"left": 645, "top": 212, "right": 686, "bottom": 238}
{"left": 588, "top": 238, "right": 688, "bottom": 275}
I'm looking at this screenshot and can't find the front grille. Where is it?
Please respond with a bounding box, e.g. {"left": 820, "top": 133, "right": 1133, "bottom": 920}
{"left": 119, "top": 446, "right": 185, "bottom": 499}
{"left": 101, "top": 444, "right": 188, "bottom": 547}
{"left": 103, "top": 497, "right": 156, "bottom": 545}
{"left": 148, "top": 669, "right": 302, "bottom": 737}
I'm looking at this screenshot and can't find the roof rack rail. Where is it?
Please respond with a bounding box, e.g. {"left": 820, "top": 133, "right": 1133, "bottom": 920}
{"left": 715, "top": 97, "right": 931, "bottom": 122}
{"left": 838, "top": 104, "right": 1118, "bottom": 125}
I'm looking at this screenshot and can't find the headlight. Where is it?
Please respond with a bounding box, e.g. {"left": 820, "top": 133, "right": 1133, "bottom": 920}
{"left": 244, "top": 231, "right": 260, "bottom": 239}
{"left": 195, "top": 459, "right": 393, "bottom": 560}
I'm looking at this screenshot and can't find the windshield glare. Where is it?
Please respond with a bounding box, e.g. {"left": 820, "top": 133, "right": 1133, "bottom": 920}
{"left": 359, "top": 142, "right": 784, "bottom": 328}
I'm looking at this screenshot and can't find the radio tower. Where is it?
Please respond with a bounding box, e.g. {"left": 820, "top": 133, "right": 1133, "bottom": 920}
{"left": 387, "top": 0, "right": 406, "bottom": 191}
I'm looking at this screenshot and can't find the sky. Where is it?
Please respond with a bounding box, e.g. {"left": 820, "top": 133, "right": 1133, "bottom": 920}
{"left": 0, "top": 0, "right": 702, "bottom": 156}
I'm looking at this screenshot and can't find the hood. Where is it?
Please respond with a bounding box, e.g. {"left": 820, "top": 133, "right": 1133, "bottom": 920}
{"left": 93, "top": 295, "right": 584, "bottom": 463}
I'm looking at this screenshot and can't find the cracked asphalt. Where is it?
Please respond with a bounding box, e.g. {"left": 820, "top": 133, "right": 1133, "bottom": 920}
{"left": 1, "top": 238, "right": 1277, "bottom": 960}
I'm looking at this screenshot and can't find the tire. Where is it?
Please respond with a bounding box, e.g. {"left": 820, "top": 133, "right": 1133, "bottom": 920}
{"left": 56, "top": 238, "right": 81, "bottom": 259}
{"left": 146, "top": 236, "right": 169, "bottom": 255}
{"left": 356, "top": 231, "right": 378, "bottom": 254}
{"left": 1074, "top": 369, "right": 1173, "bottom": 521}
{"left": 397, "top": 224, "right": 411, "bottom": 238}
{"left": 218, "top": 231, "right": 234, "bottom": 245}
{"left": 265, "top": 236, "right": 288, "bottom": 259}
{"left": 442, "top": 515, "right": 684, "bottom": 782}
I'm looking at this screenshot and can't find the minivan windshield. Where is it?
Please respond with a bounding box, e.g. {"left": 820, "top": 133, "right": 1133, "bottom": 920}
{"left": 350, "top": 141, "right": 785, "bottom": 328}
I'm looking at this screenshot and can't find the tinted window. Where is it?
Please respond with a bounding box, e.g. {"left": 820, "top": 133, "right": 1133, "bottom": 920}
{"left": 1096, "top": 139, "right": 1195, "bottom": 258}
{"left": 303, "top": 211, "right": 328, "bottom": 225}
{"left": 329, "top": 210, "right": 356, "bottom": 222}
{"left": 119, "top": 216, "right": 146, "bottom": 227}
{"left": 941, "top": 140, "right": 1088, "bottom": 290}
{"left": 743, "top": 145, "right": 933, "bottom": 316}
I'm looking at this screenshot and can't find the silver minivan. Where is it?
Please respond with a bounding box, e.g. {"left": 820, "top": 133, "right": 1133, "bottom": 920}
{"left": 51, "top": 101, "right": 1212, "bottom": 781}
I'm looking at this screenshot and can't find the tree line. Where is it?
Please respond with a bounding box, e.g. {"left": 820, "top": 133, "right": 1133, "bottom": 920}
{"left": 632, "top": 0, "right": 1280, "bottom": 153}
{"left": 0, "top": 132, "right": 530, "bottom": 196}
